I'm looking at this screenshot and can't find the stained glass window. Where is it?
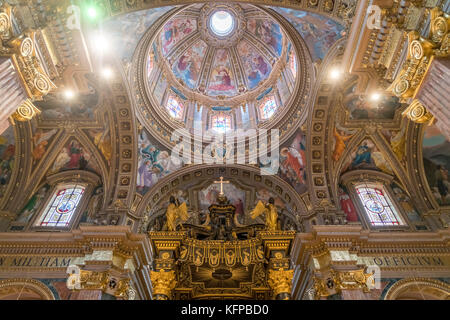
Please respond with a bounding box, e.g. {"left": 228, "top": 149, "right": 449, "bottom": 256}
{"left": 289, "top": 51, "right": 297, "bottom": 78}
{"left": 259, "top": 96, "right": 278, "bottom": 120}
{"left": 36, "top": 184, "right": 85, "bottom": 227}
{"left": 355, "top": 183, "right": 404, "bottom": 226}
{"left": 211, "top": 113, "right": 231, "bottom": 133}
{"left": 166, "top": 95, "right": 184, "bottom": 119}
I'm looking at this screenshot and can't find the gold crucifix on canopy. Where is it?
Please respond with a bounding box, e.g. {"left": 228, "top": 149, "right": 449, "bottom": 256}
{"left": 213, "top": 176, "right": 230, "bottom": 195}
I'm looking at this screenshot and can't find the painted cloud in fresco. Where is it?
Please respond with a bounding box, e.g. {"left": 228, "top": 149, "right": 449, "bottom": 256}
{"left": 270, "top": 7, "right": 344, "bottom": 61}
{"left": 103, "top": 6, "right": 175, "bottom": 61}
{"left": 172, "top": 40, "right": 207, "bottom": 89}
{"left": 206, "top": 49, "right": 237, "bottom": 97}
{"left": 237, "top": 40, "right": 272, "bottom": 90}
{"left": 247, "top": 18, "right": 283, "bottom": 57}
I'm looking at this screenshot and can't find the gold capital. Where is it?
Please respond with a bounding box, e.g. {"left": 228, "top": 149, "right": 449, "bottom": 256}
{"left": 268, "top": 268, "right": 294, "bottom": 297}
{"left": 150, "top": 270, "right": 177, "bottom": 299}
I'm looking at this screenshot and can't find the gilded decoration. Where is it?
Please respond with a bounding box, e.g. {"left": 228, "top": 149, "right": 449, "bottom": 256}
{"left": 0, "top": 0, "right": 449, "bottom": 302}
{"left": 390, "top": 9, "right": 449, "bottom": 105}
{"left": 150, "top": 270, "right": 177, "bottom": 299}
{"left": 147, "top": 185, "right": 295, "bottom": 299}
{"left": 0, "top": 4, "right": 56, "bottom": 102}
{"left": 267, "top": 268, "right": 294, "bottom": 298}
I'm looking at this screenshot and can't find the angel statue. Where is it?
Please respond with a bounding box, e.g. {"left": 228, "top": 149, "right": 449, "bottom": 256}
{"left": 250, "top": 197, "right": 278, "bottom": 231}
{"left": 165, "top": 196, "right": 189, "bottom": 231}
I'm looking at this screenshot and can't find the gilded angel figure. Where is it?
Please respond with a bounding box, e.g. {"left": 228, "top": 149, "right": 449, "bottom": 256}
{"left": 165, "top": 196, "right": 189, "bottom": 231}
{"left": 250, "top": 197, "right": 278, "bottom": 231}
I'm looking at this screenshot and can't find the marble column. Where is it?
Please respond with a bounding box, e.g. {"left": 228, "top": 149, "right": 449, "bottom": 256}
{"left": 415, "top": 58, "right": 450, "bottom": 140}
{"left": 0, "top": 58, "right": 28, "bottom": 134}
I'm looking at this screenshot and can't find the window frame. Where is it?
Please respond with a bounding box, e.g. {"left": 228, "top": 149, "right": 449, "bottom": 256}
{"left": 209, "top": 111, "right": 233, "bottom": 133}
{"left": 33, "top": 182, "right": 87, "bottom": 229}
{"left": 26, "top": 170, "right": 100, "bottom": 232}
{"left": 340, "top": 170, "right": 412, "bottom": 231}
{"left": 164, "top": 93, "right": 186, "bottom": 120}
{"left": 353, "top": 182, "right": 406, "bottom": 228}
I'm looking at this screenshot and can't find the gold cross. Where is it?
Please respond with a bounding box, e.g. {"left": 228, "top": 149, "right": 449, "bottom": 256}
{"left": 213, "top": 176, "right": 230, "bottom": 195}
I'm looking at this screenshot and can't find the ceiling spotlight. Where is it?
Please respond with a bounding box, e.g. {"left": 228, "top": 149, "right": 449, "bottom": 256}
{"left": 91, "top": 33, "right": 110, "bottom": 54}
{"left": 87, "top": 7, "right": 98, "bottom": 19}
{"left": 329, "top": 68, "right": 342, "bottom": 79}
{"left": 370, "top": 93, "right": 381, "bottom": 101}
{"left": 101, "top": 67, "right": 113, "bottom": 79}
{"left": 63, "top": 89, "right": 75, "bottom": 100}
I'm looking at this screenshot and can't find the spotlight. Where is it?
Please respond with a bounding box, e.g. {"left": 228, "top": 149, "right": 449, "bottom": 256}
{"left": 101, "top": 67, "right": 113, "bottom": 79}
{"left": 370, "top": 93, "right": 381, "bottom": 101}
{"left": 91, "top": 33, "right": 110, "bottom": 54}
{"left": 63, "top": 89, "right": 75, "bottom": 100}
{"left": 329, "top": 68, "right": 342, "bottom": 80}
{"left": 87, "top": 7, "right": 98, "bottom": 19}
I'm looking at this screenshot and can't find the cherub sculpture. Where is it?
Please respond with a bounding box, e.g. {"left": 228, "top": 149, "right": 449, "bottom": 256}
{"left": 165, "top": 196, "right": 189, "bottom": 231}
{"left": 250, "top": 197, "right": 278, "bottom": 231}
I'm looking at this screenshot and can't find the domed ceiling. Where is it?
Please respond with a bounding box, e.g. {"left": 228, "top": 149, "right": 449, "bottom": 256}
{"left": 157, "top": 3, "right": 284, "bottom": 99}
{"left": 141, "top": 3, "right": 304, "bottom": 134}
{"left": 152, "top": 3, "right": 286, "bottom": 99}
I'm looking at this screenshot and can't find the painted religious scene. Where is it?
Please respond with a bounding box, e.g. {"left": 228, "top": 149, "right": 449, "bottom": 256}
{"left": 246, "top": 18, "right": 283, "bottom": 57}
{"left": 35, "top": 74, "right": 100, "bottom": 120}
{"left": 237, "top": 40, "right": 272, "bottom": 90}
{"left": 338, "top": 184, "right": 359, "bottom": 222}
{"left": 160, "top": 17, "right": 197, "bottom": 56}
{"left": 31, "top": 125, "right": 58, "bottom": 165}
{"left": 422, "top": 124, "right": 450, "bottom": 206}
{"left": 206, "top": 49, "right": 237, "bottom": 97}
{"left": 270, "top": 7, "right": 345, "bottom": 61}
{"left": 278, "top": 129, "right": 307, "bottom": 194}
{"left": 49, "top": 139, "right": 100, "bottom": 175}
{"left": 198, "top": 183, "right": 246, "bottom": 214}
{"left": 344, "top": 93, "right": 404, "bottom": 120}
{"left": 171, "top": 40, "right": 207, "bottom": 89}
{"left": 342, "top": 139, "right": 394, "bottom": 175}
{"left": 103, "top": 6, "right": 175, "bottom": 62}
{"left": 137, "top": 128, "right": 184, "bottom": 195}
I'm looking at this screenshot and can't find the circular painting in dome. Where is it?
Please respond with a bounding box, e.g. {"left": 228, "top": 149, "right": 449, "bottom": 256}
{"left": 149, "top": 3, "right": 292, "bottom": 103}
{"left": 139, "top": 2, "right": 310, "bottom": 142}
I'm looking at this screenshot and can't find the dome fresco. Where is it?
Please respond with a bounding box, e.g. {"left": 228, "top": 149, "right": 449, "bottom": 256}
{"left": 155, "top": 4, "right": 285, "bottom": 99}
{"left": 145, "top": 3, "right": 301, "bottom": 131}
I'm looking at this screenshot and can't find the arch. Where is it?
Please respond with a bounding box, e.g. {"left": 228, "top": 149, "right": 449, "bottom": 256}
{"left": 11, "top": 170, "right": 102, "bottom": 231}
{"left": 384, "top": 278, "right": 450, "bottom": 300}
{"left": 0, "top": 279, "right": 55, "bottom": 300}
{"left": 134, "top": 164, "right": 308, "bottom": 223}
{"left": 102, "top": 0, "right": 349, "bottom": 27}
{"left": 130, "top": 3, "right": 314, "bottom": 151}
